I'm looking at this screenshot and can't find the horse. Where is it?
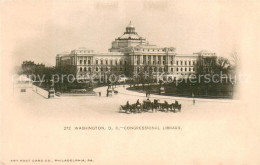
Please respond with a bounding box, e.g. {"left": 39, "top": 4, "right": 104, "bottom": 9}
{"left": 170, "top": 103, "right": 182, "bottom": 112}
{"left": 119, "top": 105, "right": 130, "bottom": 113}
{"left": 160, "top": 101, "right": 171, "bottom": 112}
{"left": 119, "top": 101, "right": 136, "bottom": 114}
{"left": 151, "top": 99, "right": 160, "bottom": 112}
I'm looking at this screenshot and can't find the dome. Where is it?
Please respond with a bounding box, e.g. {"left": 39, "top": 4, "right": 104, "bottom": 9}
{"left": 199, "top": 50, "right": 212, "bottom": 54}
{"left": 127, "top": 21, "right": 134, "bottom": 28}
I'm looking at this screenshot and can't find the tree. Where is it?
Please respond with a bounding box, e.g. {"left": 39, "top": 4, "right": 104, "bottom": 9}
{"left": 195, "top": 55, "right": 231, "bottom": 75}
{"left": 229, "top": 51, "right": 240, "bottom": 73}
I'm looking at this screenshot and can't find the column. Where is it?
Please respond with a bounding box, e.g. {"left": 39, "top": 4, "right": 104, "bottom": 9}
{"left": 140, "top": 55, "right": 143, "bottom": 66}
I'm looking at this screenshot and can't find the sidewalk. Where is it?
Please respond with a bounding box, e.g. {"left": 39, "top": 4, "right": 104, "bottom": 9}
{"left": 94, "top": 85, "right": 234, "bottom": 103}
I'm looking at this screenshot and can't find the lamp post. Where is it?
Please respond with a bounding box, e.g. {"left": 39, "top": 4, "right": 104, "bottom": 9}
{"left": 48, "top": 78, "right": 55, "bottom": 98}
{"left": 190, "top": 83, "right": 195, "bottom": 105}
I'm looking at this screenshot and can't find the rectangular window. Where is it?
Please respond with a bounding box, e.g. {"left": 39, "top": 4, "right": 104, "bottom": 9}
{"left": 80, "top": 60, "right": 82, "bottom": 64}
{"left": 84, "top": 60, "right": 86, "bottom": 64}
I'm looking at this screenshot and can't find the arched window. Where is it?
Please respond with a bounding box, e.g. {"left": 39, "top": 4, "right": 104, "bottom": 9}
{"left": 96, "top": 60, "right": 98, "bottom": 65}
{"left": 177, "top": 68, "right": 179, "bottom": 72}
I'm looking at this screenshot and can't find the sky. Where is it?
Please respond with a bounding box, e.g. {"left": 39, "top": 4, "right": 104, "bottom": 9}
{"left": 0, "top": 0, "right": 259, "bottom": 67}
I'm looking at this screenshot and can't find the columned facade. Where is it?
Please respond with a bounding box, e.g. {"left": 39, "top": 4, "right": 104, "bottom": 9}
{"left": 56, "top": 22, "right": 216, "bottom": 79}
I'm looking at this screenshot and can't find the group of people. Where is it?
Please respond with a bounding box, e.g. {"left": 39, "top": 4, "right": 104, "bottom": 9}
{"left": 125, "top": 98, "right": 179, "bottom": 109}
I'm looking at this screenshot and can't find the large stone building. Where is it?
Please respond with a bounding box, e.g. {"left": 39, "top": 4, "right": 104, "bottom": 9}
{"left": 56, "top": 22, "right": 216, "bottom": 79}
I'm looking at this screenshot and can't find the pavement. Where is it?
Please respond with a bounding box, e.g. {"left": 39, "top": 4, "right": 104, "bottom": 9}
{"left": 3, "top": 84, "right": 254, "bottom": 165}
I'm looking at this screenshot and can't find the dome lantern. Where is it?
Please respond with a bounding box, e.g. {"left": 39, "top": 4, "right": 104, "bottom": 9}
{"left": 126, "top": 21, "right": 135, "bottom": 33}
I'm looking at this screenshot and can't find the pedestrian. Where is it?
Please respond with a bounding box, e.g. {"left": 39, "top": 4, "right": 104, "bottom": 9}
{"left": 99, "top": 92, "right": 101, "bottom": 97}
{"left": 192, "top": 92, "right": 195, "bottom": 105}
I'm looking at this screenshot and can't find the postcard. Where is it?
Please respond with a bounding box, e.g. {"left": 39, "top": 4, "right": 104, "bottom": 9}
{"left": 0, "top": 0, "right": 259, "bottom": 165}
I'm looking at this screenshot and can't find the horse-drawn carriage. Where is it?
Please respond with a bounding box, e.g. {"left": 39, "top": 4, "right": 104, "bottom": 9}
{"left": 119, "top": 99, "right": 181, "bottom": 114}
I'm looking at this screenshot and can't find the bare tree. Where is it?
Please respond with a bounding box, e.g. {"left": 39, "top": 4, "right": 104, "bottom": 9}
{"left": 230, "top": 51, "right": 240, "bottom": 70}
